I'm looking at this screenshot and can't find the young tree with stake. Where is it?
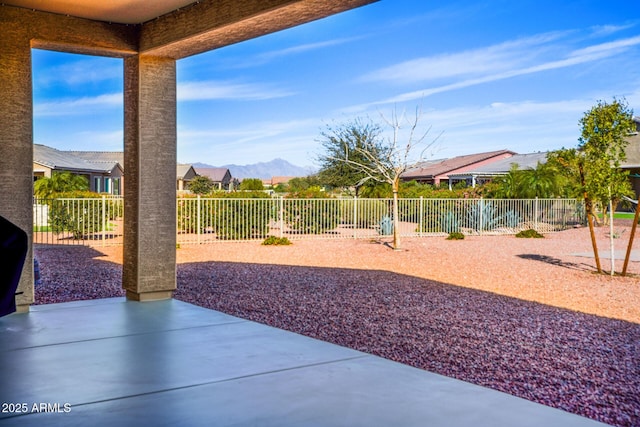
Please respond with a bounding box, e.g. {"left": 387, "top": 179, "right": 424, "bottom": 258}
{"left": 319, "top": 105, "right": 440, "bottom": 250}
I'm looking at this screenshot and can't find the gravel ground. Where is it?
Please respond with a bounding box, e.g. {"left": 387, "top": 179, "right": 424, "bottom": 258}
{"left": 34, "top": 224, "right": 640, "bottom": 427}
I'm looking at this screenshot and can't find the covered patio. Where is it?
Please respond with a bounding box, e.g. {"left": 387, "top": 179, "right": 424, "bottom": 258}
{"left": 0, "top": 1, "right": 614, "bottom": 425}
{"left": 0, "top": 298, "right": 608, "bottom": 426}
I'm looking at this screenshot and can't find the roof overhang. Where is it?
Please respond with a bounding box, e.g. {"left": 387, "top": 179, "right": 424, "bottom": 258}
{"left": 3, "top": 0, "right": 378, "bottom": 59}
{"left": 2, "top": 0, "right": 197, "bottom": 24}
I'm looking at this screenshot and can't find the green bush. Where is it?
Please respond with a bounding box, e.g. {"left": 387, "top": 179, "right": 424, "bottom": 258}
{"left": 47, "top": 191, "right": 115, "bottom": 239}
{"left": 262, "top": 236, "right": 292, "bottom": 245}
{"left": 284, "top": 188, "right": 339, "bottom": 234}
{"left": 515, "top": 229, "right": 544, "bottom": 238}
{"left": 177, "top": 195, "right": 213, "bottom": 234}
{"left": 239, "top": 178, "right": 264, "bottom": 191}
{"left": 212, "top": 192, "right": 274, "bottom": 240}
{"left": 340, "top": 198, "right": 387, "bottom": 228}
{"left": 446, "top": 231, "right": 465, "bottom": 240}
{"left": 177, "top": 192, "right": 274, "bottom": 239}
{"left": 440, "top": 211, "right": 460, "bottom": 233}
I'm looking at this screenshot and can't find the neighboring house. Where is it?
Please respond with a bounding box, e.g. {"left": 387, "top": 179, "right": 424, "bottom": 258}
{"left": 264, "top": 176, "right": 297, "bottom": 188}
{"left": 54, "top": 147, "right": 204, "bottom": 194}
{"left": 33, "top": 144, "right": 124, "bottom": 195}
{"left": 622, "top": 116, "right": 640, "bottom": 198}
{"left": 177, "top": 164, "right": 198, "bottom": 191}
{"left": 194, "top": 167, "right": 233, "bottom": 191}
{"left": 447, "top": 152, "right": 549, "bottom": 188}
{"left": 401, "top": 149, "right": 516, "bottom": 186}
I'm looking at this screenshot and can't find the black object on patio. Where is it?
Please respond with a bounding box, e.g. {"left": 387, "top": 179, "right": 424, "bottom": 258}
{"left": 0, "top": 215, "right": 27, "bottom": 317}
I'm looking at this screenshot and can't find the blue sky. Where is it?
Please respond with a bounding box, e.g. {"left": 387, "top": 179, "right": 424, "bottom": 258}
{"left": 32, "top": 0, "right": 640, "bottom": 168}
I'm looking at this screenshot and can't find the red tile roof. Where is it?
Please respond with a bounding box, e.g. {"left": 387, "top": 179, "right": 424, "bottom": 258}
{"left": 402, "top": 150, "right": 515, "bottom": 179}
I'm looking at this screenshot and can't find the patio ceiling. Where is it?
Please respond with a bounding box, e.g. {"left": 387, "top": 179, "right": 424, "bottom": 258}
{"left": 3, "top": 0, "right": 378, "bottom": 58}
{"left": 1, "top": 0, "right": 198, "bottom": 24}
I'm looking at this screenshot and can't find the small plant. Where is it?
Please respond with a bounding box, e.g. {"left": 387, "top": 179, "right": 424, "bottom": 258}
{"left": 262, "top": 236, "right": 292, "bottom": 246}
{"left": 440, "top": 211, "right": 460, "bottom": 233}
{"left": 446, "top": 231, "right": 465, "bottom": 240}
{"left": 515, "top": 229, "right": 544, "bottom": 238}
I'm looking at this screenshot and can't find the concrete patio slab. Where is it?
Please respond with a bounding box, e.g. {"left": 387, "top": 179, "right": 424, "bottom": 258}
{"left": 0, "top": 298, "right": 608, "bottom": 426}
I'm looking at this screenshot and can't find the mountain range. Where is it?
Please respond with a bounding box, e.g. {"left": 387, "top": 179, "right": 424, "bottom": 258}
{"left": 192, "top": 158, "right": 316, "bottom": 179}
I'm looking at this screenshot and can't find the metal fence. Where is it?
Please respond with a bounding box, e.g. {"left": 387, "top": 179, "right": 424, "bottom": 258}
{"left": 34, "top": 196, "right": 124, "bottom": 246}
{"left": 176, "top": 196, "right": 584, "bottom": 244}
{"left": 33, "top": 196, "right": 585, "bottom": 246}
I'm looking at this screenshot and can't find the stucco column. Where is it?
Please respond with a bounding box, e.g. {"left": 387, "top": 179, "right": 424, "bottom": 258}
{"left": 0, "top": 24, "right": 34, "bottom": 312}
{"left": 123, "top": 55, "right": 177, "bottom": 301}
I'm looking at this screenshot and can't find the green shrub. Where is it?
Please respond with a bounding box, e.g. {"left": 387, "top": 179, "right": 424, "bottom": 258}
{"left": 284, "top": 188, "right": 339, "bottom": 234}
{"left": 262, "top": 236, "right": 292, "bottom": 245}
{"left": 440, "top": 211, "right": 460, "bottom": 233}
{"left": 340, "top": 198, "right": 387, "bottom": 228}
{"left": 515, "top": 229, "right": 544, "bottom": 238}
{"left": 47, "top": 191, "right": 115, "bottom": 239}
{"left": 177, "top": 192, "right": 274, "bottom": 239}
{"left": 212, "top": 192, "right": 274, "bottom": 240}
{"left": 446, "top": 231, "right": 465, "bottom": 240}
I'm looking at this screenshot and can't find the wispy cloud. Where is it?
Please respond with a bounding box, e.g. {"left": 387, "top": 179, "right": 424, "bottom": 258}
{"left": 589, "top": 22, "right": 637, "bottom": 37}
{"left": 34, "top": 56, "right": 121, "bottom": 87}
{"left": 34, "top": 93, "right": 122, "bottom": 116}
{"left": 253, "top": 37, "right": 362, "bottom": 63}
{"left": 213, "top": 36, "right": 363, "bottom": 69}
{"left": 359, "top": 31, "right": 569, "bottom": 85}
{"left": 349, "top": 33, "right": 640, "bottom": 112}
{"left": 177, "top": 80, "right": 295, "bottom": 101}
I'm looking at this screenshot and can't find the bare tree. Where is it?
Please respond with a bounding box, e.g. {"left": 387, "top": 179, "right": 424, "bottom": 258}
{"left": 330, "top": 105, "right": 441, "bottom": 249}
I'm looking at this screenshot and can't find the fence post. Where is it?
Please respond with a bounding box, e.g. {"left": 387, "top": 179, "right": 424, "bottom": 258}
{"left": 197, "top": 195, "right": 201, "bottom": 245}
{"left": 419, "top": 196, "right": 424, "bottom": 237}
{"left": 478, "top": 197, "right": 483, "bottom": 235}
{"left": 102, "top": 195, "right": 107, "bottom": 246}
{"left": 353, "top": 196, "right": 357, "bottom": 239}
{"left": 534, "top": 197, "right": 539, "bottom": 231}
{"left": 279, "top": 196, "right": 284, "bottom": 238}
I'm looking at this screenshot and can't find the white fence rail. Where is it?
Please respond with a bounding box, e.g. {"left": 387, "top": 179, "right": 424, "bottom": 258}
{"left": 33, "top": 196, "right": 585, "bottom": 246}
{"left": 34, "top": 196, "right": 124, "bottom": 246}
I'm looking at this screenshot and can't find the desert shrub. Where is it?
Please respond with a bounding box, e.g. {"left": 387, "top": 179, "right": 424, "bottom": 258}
{"left": 440, "top": 211, "right": 460, "bottom": 233}
{"left": 46, "top": 191, "right": 117, "bottom": 239}
{"left": 177, "top": 192, "right": 274, "bottom": 239}
{"left": 465, "top": 201, "right": 520, "bottom": 231}
{"left": 503, "top": 210, "right": 521, "bottom": 228}
{"left": 262, "top": 236, "right": 292, "bottom": 245}
{"left": 340, "top": 198, "right": 388, "bottom": 228}
{"left": 515, "top": 229, "right": 544, "bottom": 238}
{"left": 284, "top": 188, "right": 339, "bottom": 234}
{"left": 177, "top": 195, "right": 209, "bottom": 234}
{"left": 446, "top": 231, "right": 465, "bottom": 240}
{"left": 466, "top": 200, "right": 501, "bottom": 231}
{"left": 212, "top": 192, "right": 274, "bottom": 240}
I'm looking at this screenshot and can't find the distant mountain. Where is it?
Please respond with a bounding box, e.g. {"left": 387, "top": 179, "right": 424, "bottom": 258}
{"left": 191, "top": 158, "right": 316, "bottom": 179}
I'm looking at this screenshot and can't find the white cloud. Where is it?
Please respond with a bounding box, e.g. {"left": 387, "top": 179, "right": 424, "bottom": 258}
{"left": 34, "top": 55, "right": 121, "bottom": 87}
{"left": 349, "top": 34, "right": 640, "bottom": 112}
{"left": 254, "top": 37, "right": 362, "bottom": 62}
{"left": 34, "top": 93, "right": 122, "bottom": 116}
{"left": 177, "top": 80, "right": 295, "bottom": 101}
{"left": 220, "top": 36, "right": 364, "bottom": 69}
{"left": 359, "top": 31, "right": 569, "bottom": 85}
{"left": 589, "top": 23, "right": 637, "bottom": 37}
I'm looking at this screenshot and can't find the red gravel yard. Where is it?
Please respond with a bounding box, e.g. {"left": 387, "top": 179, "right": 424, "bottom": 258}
{"left": 35, "top": 225, "right": 640, "bottom": 427}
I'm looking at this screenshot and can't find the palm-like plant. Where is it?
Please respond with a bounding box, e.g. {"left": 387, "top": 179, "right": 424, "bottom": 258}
{"left": 517, "top": 162, "right": 562, "bottom": 198}
{"left": 34, "top": 172, "right": 89, "bottom": 199}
